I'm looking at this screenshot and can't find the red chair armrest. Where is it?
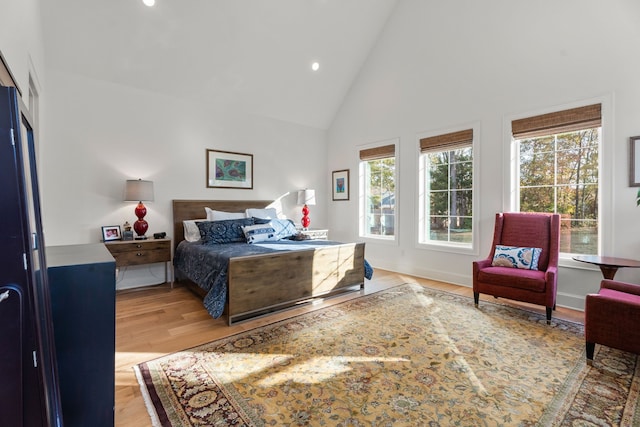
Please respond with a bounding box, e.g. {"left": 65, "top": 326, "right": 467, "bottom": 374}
{"left": 474, "top": 258, "right": 492, "bottom": 268}
{"left": 544, "top": 265, "right": 557, "bottom": 276}
{"left": 473, "top": 258, "right": 492, "bottom": 274}
{"left": 600, "top": 279, "right": 640, "bottom": 296}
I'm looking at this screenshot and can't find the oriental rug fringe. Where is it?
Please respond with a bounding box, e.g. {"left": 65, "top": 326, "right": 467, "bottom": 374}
{"left": 135, "top": 283, "right": 640, "bottom": 426}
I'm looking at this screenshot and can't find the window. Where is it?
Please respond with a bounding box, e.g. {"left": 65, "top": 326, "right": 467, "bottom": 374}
{"left": 419, "top": 129, "right": 474, "bottom": 247}
{"left": 512, "top": 104, "right": 601, "bottom": 255}
{"left": 359, "top": 143, "right": 396, "bottom": 239}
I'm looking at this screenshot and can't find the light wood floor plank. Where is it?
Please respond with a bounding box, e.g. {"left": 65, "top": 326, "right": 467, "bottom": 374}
{"left": 114, "top": 269, "right": 584, "bottom": 426}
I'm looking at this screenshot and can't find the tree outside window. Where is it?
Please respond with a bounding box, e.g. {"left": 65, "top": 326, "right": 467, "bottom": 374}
{"left": 517, "top": 128, "right": 599, "bottom": 254}
{"left": 364, "top": 157, "right": 395, "bottom": 237}
{"left": 425, "top": 147, "right": 473, "bottom": 245}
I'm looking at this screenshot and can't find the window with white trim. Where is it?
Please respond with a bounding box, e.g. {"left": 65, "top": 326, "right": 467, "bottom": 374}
{"left": 419, "top": 129, "right": 473, "bottom": 247}
{"left": 512, "top": 104, "right": 601, "bottom": 255}
{"left": 359, "top": 143, "right": 396, "bottom": 239}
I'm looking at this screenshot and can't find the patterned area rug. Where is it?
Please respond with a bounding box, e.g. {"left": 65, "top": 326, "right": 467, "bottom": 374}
{"left": 135, "top": 284, "right": 640, "bottom": 426}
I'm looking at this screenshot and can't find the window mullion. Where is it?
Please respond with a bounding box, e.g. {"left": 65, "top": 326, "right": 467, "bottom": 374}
{"left": 448, "top": 155, "right": 452, "bottom": 242}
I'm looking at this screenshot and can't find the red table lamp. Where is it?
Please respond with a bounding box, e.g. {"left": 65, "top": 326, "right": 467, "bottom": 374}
{"left": 297, "top": 189, "right": 316, "bottom": 230}
{"left": 124, "top": 179, "right": 154, "bottom": 239}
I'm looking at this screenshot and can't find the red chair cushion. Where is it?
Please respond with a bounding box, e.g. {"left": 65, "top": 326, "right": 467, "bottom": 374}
{"left": 477, "top": 266, "right": 546, "bottom": 292}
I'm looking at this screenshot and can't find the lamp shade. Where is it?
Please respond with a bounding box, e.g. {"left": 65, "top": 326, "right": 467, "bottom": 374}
{"left": 124, "top": 179, "right": 154, "bottom": 202}
{"left": 297, "top": 189, "right": 316, "bottom": 206}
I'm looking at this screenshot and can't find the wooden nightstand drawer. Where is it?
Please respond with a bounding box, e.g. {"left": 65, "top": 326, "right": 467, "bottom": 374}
{"left": 104, "top": 238, "right": 171, "bottom": 268}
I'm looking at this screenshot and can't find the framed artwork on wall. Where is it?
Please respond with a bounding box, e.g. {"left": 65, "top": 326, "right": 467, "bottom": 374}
{"left": 332, "top": 169, "right": 350, "bottom": 201}
{"left": 207, "top": 149, "right": 253, "bottom": 189}
{"left": 101, "top": 225, "right": 122, "bottom": 242}
{"left": 630, "top": 136, "right": 640, "bottom": 187}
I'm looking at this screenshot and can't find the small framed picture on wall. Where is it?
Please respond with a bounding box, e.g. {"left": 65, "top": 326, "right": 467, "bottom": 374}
{"left": 206, "top": 149, "right": 253, "bottom": 189}
{"left": 630, "top": 136, "right": 640, "bottom": 187}
{"left": 332, "top": 169, "right": 349, "bottom": 201}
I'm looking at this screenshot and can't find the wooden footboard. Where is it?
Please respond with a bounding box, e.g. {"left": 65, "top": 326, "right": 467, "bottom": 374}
{"left": 227, "top": 242, "right": 365, "bottom": 325}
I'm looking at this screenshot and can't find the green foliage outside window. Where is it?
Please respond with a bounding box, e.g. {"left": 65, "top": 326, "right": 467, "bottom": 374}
{"left": 427, "top": 147, "right": 473, "bottom": 244}
{"left": 518, "top": 129, "right": 599, "bottom": 254}
{"left": 365, "top": 158, "right": 395, "bottom": 236}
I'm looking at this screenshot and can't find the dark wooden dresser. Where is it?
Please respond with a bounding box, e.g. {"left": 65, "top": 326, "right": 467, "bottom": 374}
{"left": 46, "top": 243, "right": 115, "bottom": 427}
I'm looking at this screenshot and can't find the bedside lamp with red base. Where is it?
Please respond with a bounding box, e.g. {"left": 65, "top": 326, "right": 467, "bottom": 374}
{"left": 124, "top": 179, "right": 154, "bottom": 240}
{"left": 297, "top": 189, "right": 316, "bottom": 230}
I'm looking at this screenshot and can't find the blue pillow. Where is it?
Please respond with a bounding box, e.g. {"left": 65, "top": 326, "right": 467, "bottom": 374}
{"left": 251, "top": 218, "right": 297, "bottom": 240}
{"left": 270, "top": 219, "right": 297, "bottom": 239}
{"left": 492, "top": 245, "right": 542, "bottom": 270}
{"left": 197, "top": 218, "right": 255, "bottom": 244}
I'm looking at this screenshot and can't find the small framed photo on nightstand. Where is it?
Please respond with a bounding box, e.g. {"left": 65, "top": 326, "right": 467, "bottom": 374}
{"left": 101, "top": 225, "right": 122, "bottom": 242}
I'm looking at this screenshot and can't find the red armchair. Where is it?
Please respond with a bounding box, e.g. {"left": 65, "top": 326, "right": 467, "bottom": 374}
{"left": 585, "top": 279, "right": 640, "bottom": 364}
{"left": 473, "top": 212, "right": 561, "bottom": 324}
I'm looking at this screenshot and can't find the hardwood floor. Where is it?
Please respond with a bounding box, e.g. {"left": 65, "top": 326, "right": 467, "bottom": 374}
{"left": 114, "top": 269, "right": 584, "bottom": 426}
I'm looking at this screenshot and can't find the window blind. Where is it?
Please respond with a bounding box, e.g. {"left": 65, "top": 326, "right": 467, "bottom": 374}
{"left": 512, "top": 104, "right": 601, "bottom": 139}
{"left": 419, "top": 129, "right": 473, "bottom": 153}
{"left": 359, "top": 144, "right": 396, "bottom": 161}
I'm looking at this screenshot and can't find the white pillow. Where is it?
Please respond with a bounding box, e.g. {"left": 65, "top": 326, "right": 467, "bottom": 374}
{"left": 205, "top": 207, "right": 246, "bottom": 221}
{"left": 242, "top": 223, "right": 278, "bottom": 244}
{"left": 492, "top": 245, "right": 542, "bottom": 270}
{"left": 245, "top": 208, "right": 277, "bottom": 219}
{"left": 183, "top": 220, "right": 202, "bottom": 242}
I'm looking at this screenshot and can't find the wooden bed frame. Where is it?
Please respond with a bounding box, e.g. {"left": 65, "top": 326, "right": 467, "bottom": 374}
{"left": 172, "top": 199, "right": 365, "bottom": 325}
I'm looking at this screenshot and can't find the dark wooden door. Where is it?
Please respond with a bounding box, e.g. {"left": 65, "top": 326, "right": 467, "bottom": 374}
{"left": 0, "top": 85, "right": 63, "bottom": 426}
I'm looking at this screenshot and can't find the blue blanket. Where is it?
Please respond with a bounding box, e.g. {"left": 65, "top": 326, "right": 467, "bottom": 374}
{"left": 174, "top": 240, "right": 373, "bottom": 319}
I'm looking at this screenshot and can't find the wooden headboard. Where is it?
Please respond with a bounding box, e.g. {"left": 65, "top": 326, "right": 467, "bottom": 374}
{"left": 172, "top": 199, "right": 273, "bottom": 250}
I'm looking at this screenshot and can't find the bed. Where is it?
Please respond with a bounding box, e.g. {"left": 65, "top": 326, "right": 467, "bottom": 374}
{"left": 172, "top": 199, "right": 367, "bottom": 325}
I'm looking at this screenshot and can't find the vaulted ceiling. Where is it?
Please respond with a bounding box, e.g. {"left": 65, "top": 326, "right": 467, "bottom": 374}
{"left": 40, "top": 0, "right": 398, "bottom": 129}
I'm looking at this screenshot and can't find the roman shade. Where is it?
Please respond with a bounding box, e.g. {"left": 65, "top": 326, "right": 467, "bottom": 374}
{"left": 420, "top": 129, "right": 473, "bottom": 153}
{"left": 512, "top": 104, "right": 601, "bottom": 140}
{"left": 359, "top": 144, "right": 395, "bottom": 161}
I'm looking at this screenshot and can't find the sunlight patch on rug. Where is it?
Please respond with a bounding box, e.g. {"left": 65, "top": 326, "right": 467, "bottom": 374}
{"left": 135, "top": 283, "right": 640, "bottom": 426}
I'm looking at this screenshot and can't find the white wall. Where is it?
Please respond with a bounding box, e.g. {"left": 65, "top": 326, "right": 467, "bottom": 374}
{"left": 0, "top": 0, "right": 329, "bottom": 290}
{"left": 5, "top": 0, "right": 640, "bottom": 299}
{"left": 327, "top": 0, "right": 640, "bottom": 310}
{"left": 39, "top": 70, "right": 328, "bottom": 289}
{"left": 0, "top": 0, "right": 44, "bottom": 112}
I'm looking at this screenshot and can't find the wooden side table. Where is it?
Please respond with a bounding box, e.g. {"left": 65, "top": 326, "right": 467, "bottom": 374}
{"left": 299, "top": 229, "right": 329, "bottom": 240}
{"left": 104, "top": 237, "right": 172, "bottom": 284}
{"left": 573, "top": 255, "right": 640, "bottom": 279}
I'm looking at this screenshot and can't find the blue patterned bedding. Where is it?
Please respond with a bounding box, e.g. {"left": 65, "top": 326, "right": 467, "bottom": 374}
{"left": 174, "top": 240, "right": 373, "bottom": 319}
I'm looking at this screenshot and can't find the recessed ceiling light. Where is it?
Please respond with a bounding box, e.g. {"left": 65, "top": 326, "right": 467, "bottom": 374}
{"left": 311, "top": 62, "right": 320, "bottom": 71}
{"left": 143, "top": 0, "right": 155, "bottom": 7}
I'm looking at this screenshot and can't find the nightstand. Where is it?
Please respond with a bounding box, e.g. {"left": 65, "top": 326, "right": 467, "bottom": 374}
{"left": 104, "top": 237, "right": 172, "bottom": 283}
{"left": 300, "top": 229, "right": 329, "bottom": 240}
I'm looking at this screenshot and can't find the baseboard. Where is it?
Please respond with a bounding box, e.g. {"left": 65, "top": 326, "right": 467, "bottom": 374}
{"left": 371, "top": 262, "right": 586, "bottom": 312}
